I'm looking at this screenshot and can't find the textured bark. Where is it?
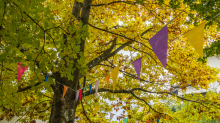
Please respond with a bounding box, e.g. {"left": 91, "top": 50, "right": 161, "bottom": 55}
{"left": 72, "top": 0, "right": 83, "bottom": 20}
{"left": 49, "top": 83, "right": 77, "bottom": 123}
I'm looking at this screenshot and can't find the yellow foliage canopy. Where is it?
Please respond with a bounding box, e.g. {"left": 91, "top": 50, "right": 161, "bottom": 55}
{"left": 0, "top": 0, "right": 220, "bottom": 122}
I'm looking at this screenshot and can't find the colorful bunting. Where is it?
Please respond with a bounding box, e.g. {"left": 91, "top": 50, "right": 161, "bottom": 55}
{"left": 110, "top": 113, "right": 115, "bottom": 121}
{"left": 157, "top": 119, "right": 159, "bottom": 123}
{"left": 166, "top": 116, "right": 168, "bottom": 120}
{"left": 62, "top": 85, "right": 68, "bottom": 98}
{"left": 184, "top": 23, "right": 206, "bottom": 58}
{"left": 89, "top": 84, "right": 92, "bottom": 94}
{"left": 105, "top": 74, "right": 110, "bottom": 88}
{"left": 111, "top": 66, "right": 119, "bottom": 91}
{"left": 17, "top": 62, "right": 28, "bottom": 82}
{"left": 149, "top": 26, "right": 168, "bottom": 69}
{"left": 45, "top": 76, "right": 48, "bottom": 82}
{"left": 133, "top": 57, "right": 142, "bottom": 80}
{"left": 75, "top": 90, "right": 79, "bottom": 101}
{"left": 84, "top": 86, "right": 87, "bottom": 96}
{"left": 79, "top": 89, "right": 82, "bottom": 100}
{"left": 147, "top": 121, "right": 150, "bottom": 123}
{"left": 124, "top": 118, "right": 128, "bottom": 123}
{"left": 95, "top": 80, "right": 99, "bottom": 98}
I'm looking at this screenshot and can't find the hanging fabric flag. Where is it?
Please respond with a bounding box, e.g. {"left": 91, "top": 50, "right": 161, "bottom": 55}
{"left": 111, "top": 66, "right": 119, "bottom": 91}
{"left": 79, "top": 89, "right": 82, "bottom": 100}
{"left": 95, "top": 80, "right": 99, "bottom": 98}
{"left": 147, "top": 121, "right": 150, "bottom": 123}
{"left": 45, "top": 87, "right": 46, "bottom": 90}
{"left": 17, "top": 62, "right": 28, "bottom": 82}
{"left": 157, "top": 119, "right": 159, "bottom": 123}
{"left": 75, "top": 90, "right": 79, "bottom": 101}
{"left": 166, "top": 116, "right": 168, "bottom": 120}
{"left": 149, "top": 26, "right": 168, "bottom": 69}
{"left": 84, "top": 86, "right": 87, "bottom": 96}
{"left": 89, "top": 84, "right": 92, "bottom": 94}
{"left": 110, "top": 113, "right": 115, "bottom": 121}
{"left": 44, "top": 76, "right": 48, "bottom": 90}
{"left": 94, "top": 105, "right": 100, "bottom": 113}
{"left": 184, "top": 23, "right": 206, "bottom": 58}
{"left": 135, "top": 120, "right": 139, "bottom": 123}
{"left": 45, "top": 76, "right": 48, "bottom": 82}
{"left": 62, "top": 85, "right": 68, "bottom": 98}
{"left": 105, "top": 74, "right": 110, "bottom": 88}
{"left": 133, "top": 57, "right": 142, "bottom": 80}
{"left": 124, "top": 118, "right": 128, "bottom": 123}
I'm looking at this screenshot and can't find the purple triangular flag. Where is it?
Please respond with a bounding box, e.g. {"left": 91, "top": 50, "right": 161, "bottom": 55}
{"left": 149, "top": 26, "right": 168, "bottom": 68}
{"left": 75, "top": 90, "right": 79, "bottom": 101}
{"left": 95, "top": 80, "right": 99, "bottom": 98}
{"left": 133, "top": 57, "right": 142, "bottom": 80}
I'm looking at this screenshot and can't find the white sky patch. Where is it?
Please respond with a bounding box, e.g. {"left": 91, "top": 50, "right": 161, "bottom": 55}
{"left": 118, "top": 20, "right": 124, "bottom": 25}
{"left": 145, "top": 20, "right": 152, "bottom": 26}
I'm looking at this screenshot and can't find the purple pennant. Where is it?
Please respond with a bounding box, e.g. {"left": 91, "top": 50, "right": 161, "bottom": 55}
{"left": 133, "top": 57, "right": 142, "bottom": 80}
{"left": 75, "top": 90, "right": 79, "bottom": 101}
{"left": 149, "top": 26, "right": 168, "bottom": 69}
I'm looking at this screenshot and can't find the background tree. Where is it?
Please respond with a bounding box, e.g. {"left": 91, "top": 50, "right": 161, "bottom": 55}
{"left": 0, "top": 0, "right": 220, "bottom": 123}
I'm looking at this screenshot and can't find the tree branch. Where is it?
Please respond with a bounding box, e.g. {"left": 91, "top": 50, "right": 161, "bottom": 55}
{"left": 142, "top": 4, "right": 164, "bottom": 24}
{"left": 85, "top": 37, "right": 117, "bottom": 70}
{"left": 81, "top": 0, "right": 93, "bottom": 25}
{"left": 86, "top": 23, "right": 153, "bottom": 70}
{"left": 84, "top": 88, "right": 220, "bottom": 107}
{"left": 88, "top": 23, "right": 142, "bottom": 41}
{"left": 130, "top": 92, "right": 164, "bottom": 114}
{"left": 86, "top": 39, "right": 133, "bottom": 70}
{"left": 15, "top": 100, "right": 51, "bottom": 123}
{"left": 91, "top": 1, "right": 137, "bottom": 6}
{"left": 71, "top": 0, "right": 83, "bottom": 20}
{"left": 141, "top": 28, "right": 153, "bottom": 36}
{"left": 81, "top": 76, "right": 92, "bottom": 123}
{"left": 17, "top": 82, "right": 42, "bottom": 92}
{"left": 38, "top": 105, "right": 52, "bottom": 113}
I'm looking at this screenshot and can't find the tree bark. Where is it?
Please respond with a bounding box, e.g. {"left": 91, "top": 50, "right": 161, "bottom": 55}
{"left": 49, "top": 83, "right": 77, "bottom": 123}
{"left": 49, "top": 0, "right": 92, "bottom": 122}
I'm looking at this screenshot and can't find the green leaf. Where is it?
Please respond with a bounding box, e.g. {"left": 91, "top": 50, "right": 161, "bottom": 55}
{"left": 136, "top": 0, "right": 145, "bottom": 4}
{"left": 20, "top": 63, "right": 25, "bottom": 67}
{"left": 158, "top": 0, "right": 164, "bottom": 6}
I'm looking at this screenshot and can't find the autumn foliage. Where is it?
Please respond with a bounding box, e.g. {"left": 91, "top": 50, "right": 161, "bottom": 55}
{"left": 0, "top": 0, "right": 220, "bottom": 123}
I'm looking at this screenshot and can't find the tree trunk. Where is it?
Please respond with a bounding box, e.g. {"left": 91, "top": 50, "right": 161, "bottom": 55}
{"left": 49, "top": 80, "right": 78, "bottom": 123}
{"left": 49, "top": 0, "right": 92, "bottom": 122}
